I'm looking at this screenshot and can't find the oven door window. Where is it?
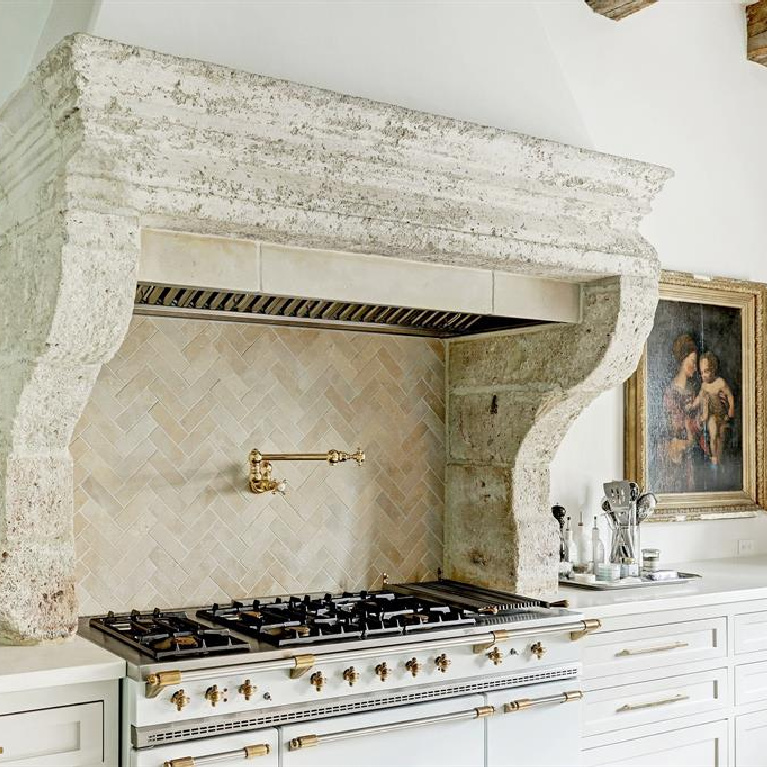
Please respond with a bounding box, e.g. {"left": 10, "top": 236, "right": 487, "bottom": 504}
{"left": 281, "top": 695, "right": 486, "bottom": 767}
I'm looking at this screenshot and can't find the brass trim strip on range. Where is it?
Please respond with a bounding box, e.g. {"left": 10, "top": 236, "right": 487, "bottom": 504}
{"left": 616, "top": 641, "right": 689, "bottom": 657}
{"left": 289, "top": 654, "right": 316, "bottom": 680}
{"left": 503, "top": 690, "right": 583, "bottom": 713}
{"left": 472, "top": 629, "right": 514, "bottom": 654}
{"left": 162, "top": 744, "right": 271, "bottom": 766}
{"left": 569, "top": 618, "right": 601, "bottom": 641}
{"left": 287, "top": 706, "right": 496, "bottom": 751}
{"left": 617, "top": 693, "right": 689, "bottom": 713}
{"left": 143, "top": 620, "right": 598, "bottom": 697}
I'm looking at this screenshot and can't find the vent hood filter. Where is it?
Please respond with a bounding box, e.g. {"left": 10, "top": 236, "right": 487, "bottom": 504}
{"left": 134, "top": 283, "right": 551, "bottom": 338}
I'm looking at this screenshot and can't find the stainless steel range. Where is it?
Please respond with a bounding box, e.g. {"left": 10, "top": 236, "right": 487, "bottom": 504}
{"left": 80, "top": 580, "right": 599, "bottom": 767}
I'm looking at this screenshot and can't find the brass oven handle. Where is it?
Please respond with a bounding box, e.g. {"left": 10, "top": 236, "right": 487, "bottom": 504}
{"left": 617, "top": 693, "right": 690, "bottom": 713}
{"left": 503, "top": 690, "right": 583, "bottom": 713}
{"left": 144, "top": 618, "right": 600, "bottom": 697}
{"left": 162, "top": 744, "right": 270, "bottom": 766}
{"left": 616, "top": 641, "right": 689, "bottom": 657}
{"left": 288, "top": 705, "right": 495, "bottom": 751}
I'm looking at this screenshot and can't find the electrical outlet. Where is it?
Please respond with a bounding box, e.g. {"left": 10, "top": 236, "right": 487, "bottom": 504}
{"left": 738, "top": 539, "right": 756, "bottom": 556}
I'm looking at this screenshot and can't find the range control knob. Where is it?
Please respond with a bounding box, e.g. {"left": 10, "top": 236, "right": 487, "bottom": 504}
{"left": 435, "top": 653, "right": 451, "bottom": 673}
{"left": 487, "top": 647, "right": 503, "bottom": 666}
{"left": 170, "top": 689, "right": 190, "bottom": 711}
{"left": 405, "top": 657, "right": 422, "bottom": 677}
{"left": 342, "top": 666, "right": 360, "bottom": 686}
{"left": 530, "top": 642, "right": 546, "bottom": 660}
{"left": 310, "top": 671, "right": 325, "bottom": 692}
{"left": 204, "top": 684, "right": 226, "bottom": 707}
{"left": 239, "top": 679, "right": 256, "bottom": 700}
{"left": 375, "top": 662, "right": 390, "bottom": 682}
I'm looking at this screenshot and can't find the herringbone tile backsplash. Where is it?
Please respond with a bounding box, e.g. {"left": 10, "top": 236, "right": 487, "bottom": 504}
{"left": 73, "top": 316, "right": 445, "bottom": 615}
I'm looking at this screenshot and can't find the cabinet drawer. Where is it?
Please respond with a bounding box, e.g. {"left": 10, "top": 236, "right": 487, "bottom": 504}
{"left": 583, "top": 617, "right": 726, "bottom": 679}
{"left": 735, "top": 611, "right": 767, "bottom": 655}
{"left": 0, "top": 702, "right": 103, "bottom": 766}
{"left": 584, "top": 668, "right": 727, "bottom": 737}
{"left": 583, "top": 719, "right": 728, "bottom": 767}
{"left": 736, "top": 709, "right": 767, "bottom": 767}
{"left": 735, "top": 660, "right": 767, "bottom": 706}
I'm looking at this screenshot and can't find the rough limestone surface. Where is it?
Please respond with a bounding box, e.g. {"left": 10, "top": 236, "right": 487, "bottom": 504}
{"left": 0, "top": 34, "right": 671, "bottom": 642}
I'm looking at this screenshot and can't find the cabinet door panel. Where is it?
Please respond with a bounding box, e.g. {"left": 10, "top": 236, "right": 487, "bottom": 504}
{"left": 584, "top": 720, "right": 728, "bottom": 767}
{"left": 735, "top": 612, "right": 767, "bottom": 655}
{"left": 0, "top": 702, "right": 103, "bottom": 767}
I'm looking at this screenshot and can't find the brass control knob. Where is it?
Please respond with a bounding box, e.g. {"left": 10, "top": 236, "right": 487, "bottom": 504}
{"left": 405, "top": 657, "right": 422, "bottom": 678}
{"left": 487, "top": 647, "right": 503, "bottom": 666}
{"left": 375, "top": 662, "right": 390, "bottom": 682}
{"left": 310, "top": 671, "right": 325, "bottom": 692}
{"left": 239, "top": 679, "right": 256, "bottom": 701}
{"left": 435, "top": 653, "right": 451, "bottom": 673}
{"left": 530, "top": 642, "right": 546, "bottom": 660}
{"left": 204, "top": 684, "right": 226, "bottom": 706}
{"left": 342, "top": 666, "right": 360, "bottom": 687}
{"left": 170, "top": 689, "right": 190, "bottom": 711}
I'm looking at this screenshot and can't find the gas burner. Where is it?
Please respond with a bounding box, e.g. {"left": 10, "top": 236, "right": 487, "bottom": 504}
{"left": 196, "top": 590, "right": 477, "bottom": 647}
{"left": 89, "top": 608, "right": 249, "bottom": 660}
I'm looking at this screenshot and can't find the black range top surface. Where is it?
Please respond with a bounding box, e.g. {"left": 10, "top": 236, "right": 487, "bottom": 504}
{"left": 89, "top": 608, "right": 249, "bottom": 661}
{"left": 197, "top": 590, "right": 477, "bottom": 647}
{"left": 87, "top": 581, "right": 564, "bottom": 660}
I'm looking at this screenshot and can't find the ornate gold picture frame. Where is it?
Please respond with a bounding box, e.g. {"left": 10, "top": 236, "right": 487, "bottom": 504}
{"left": 625, "top": 271, "right": 765, "bottom": 521}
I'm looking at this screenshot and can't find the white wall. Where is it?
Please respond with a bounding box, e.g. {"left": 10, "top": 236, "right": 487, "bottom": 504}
{"left": 4, "top": 0, "right": 767, "bottom": 563}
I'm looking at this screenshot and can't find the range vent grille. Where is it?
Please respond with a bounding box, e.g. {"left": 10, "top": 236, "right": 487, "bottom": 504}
{"left": 134, "top": 283, "right": 549, "bottom": 338}
{"left": 135, "top": 666, "right": 578, "bottom": 747}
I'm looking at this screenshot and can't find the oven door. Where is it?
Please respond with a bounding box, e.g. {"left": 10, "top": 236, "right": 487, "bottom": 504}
{"left": 281, "top": 695, "right": 486, "bottom": 767}
{"left": 486, "top": 680, "right": 584, "bottom": 767}
{"left": 130, "top": 729, "right": 279, "bottom": 767}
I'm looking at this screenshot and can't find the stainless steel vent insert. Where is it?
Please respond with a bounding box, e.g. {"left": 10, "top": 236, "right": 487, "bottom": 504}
{"left": 134, "top": 283, "right": 551, "bottom": 338}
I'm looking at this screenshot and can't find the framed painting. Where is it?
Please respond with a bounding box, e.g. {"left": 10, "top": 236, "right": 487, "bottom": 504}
{"left": 625, "top": 271, "right": 766, "bottom": 521}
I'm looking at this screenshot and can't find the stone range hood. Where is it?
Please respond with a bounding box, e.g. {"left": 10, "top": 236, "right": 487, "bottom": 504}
{"left": 0, "top": 34, "right": 671, "bottom": 644}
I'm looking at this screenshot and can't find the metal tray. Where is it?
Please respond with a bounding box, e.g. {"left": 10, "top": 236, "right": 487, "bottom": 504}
{"left": 560, "top": 571, "right": 702, "bottom": 590}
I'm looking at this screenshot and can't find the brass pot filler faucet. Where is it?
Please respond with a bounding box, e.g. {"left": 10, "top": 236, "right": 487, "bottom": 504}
{"left": 248, "top": 448, "right": 366, "bottom": 495}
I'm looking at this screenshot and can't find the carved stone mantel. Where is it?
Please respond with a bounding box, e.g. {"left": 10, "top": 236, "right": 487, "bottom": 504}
{"left": 0, "top": 34, "right": 671, "bottom": 642}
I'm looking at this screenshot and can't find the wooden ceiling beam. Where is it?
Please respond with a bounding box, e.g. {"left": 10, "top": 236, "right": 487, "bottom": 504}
{"left": 748, "top": 1, "right": 767, "bottom": 66}
{"left": 585, "top": 0, "right": 656, "bottom": 21}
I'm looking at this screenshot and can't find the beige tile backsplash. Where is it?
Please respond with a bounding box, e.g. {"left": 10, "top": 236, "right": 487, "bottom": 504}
{"left": 73, "top": 316, "right": 445, "bottom": 615}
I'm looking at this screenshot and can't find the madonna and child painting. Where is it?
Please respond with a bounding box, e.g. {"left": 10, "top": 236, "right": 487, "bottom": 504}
{"left": 625, "top": 274, "right": 764, "bottom": 520}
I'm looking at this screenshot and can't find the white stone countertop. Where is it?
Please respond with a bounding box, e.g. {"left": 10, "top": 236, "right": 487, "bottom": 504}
{"left": 552, "top": 555, "right": 767, "bottom": 619}
{"left": 0, "top": 634, "right": 125, "bottom": 693}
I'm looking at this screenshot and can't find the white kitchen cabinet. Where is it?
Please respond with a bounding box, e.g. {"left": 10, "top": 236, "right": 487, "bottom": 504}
{"left": 130, "top": 729, "right": 279, "bottom": 767}
{"left": 281, "top": 696, "right": 486, "bottom": 767}
{"left": 0, "top": 680, "right": 118, "bottom": 767}
{"left": 583, "top": 720, "right": 728, "bottom": 767}
{"left": 0, "top": 702, "right": 104, "bottom": 767}
{"left": 734, "top": 612, "right": 767, "bottom": 656}
{"left": 486, "top": 681, "right": 582, "bottom": 767}
{"left": 736, "top": 710, "right": 767, "bottom": 767}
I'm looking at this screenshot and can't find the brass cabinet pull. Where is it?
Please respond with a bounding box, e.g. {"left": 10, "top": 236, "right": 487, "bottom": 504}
{"left": 616, "top": 641, "right": 689, "bottom": 657}
{"left": 503, "top": 690, "right": 583, "bottom": 713}
{"left": 163, "top": 744, "right": 271, "bottom": 766}
{"left": 288, "top": 705, "right": 495, "bottom": 751}
{"left": 617, "top": 693, "right": 690, "bottom": 713}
